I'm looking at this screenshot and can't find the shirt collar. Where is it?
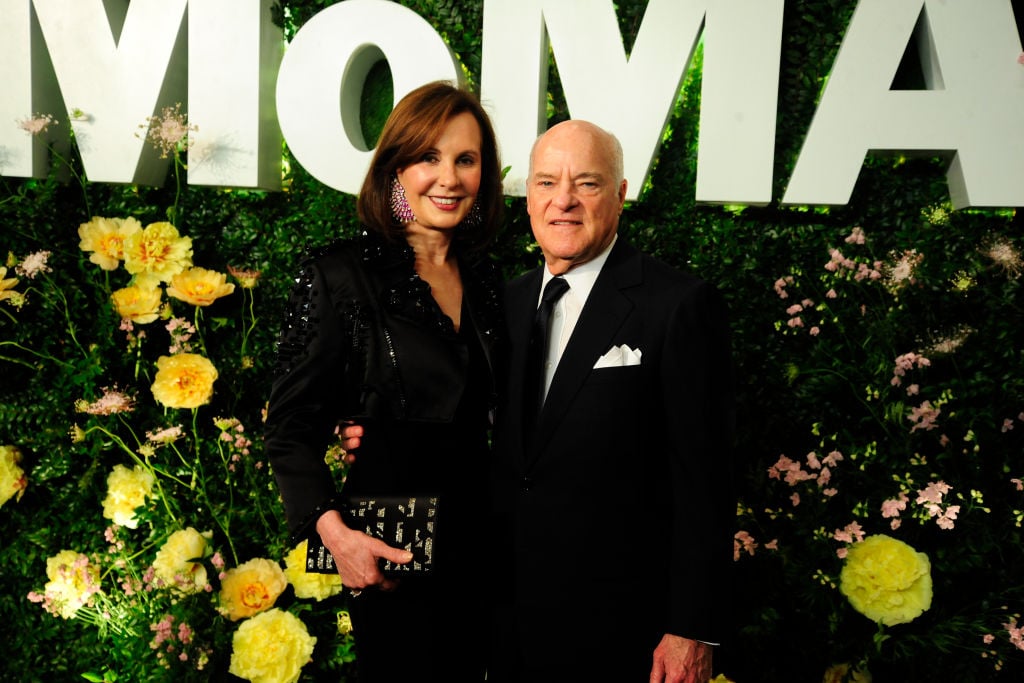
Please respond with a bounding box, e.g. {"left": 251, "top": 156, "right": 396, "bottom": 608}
{"left": 539, "top": 234, "right": 618, "bottom": 305}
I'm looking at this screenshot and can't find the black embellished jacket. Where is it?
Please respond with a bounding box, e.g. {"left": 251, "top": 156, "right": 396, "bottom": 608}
{"left": 264, "top": 232, "right": 502, "bottom": 542}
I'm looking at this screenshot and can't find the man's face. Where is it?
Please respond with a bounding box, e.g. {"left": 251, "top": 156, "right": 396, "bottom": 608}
{"left": 526, "top": 121, "right": 627, "bottom": 275}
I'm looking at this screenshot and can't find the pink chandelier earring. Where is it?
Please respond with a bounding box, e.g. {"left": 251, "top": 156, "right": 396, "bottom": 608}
{"left": 390, "top": 175, "right": 416, "bottom": 223}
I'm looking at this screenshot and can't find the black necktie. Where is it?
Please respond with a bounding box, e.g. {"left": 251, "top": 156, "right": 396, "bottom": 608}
{"left": 523, "top": 276, "right": 570, "bottom": 434}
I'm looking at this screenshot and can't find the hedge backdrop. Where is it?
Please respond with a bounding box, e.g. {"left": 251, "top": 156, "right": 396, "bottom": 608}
{"left": 2, "top": 1, "right": 1023, "bottom": 681}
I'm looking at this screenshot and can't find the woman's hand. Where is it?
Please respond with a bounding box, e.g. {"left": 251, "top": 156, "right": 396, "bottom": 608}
{"left": 315, "top": 509, "right": 413, "bottom": 591}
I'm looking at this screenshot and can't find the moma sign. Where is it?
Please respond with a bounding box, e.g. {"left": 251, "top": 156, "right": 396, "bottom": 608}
{"left": 1, "top": 0, "right": 1022, "bottom": 207}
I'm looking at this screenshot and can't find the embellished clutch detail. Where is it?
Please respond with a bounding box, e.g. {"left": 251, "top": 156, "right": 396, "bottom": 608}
{"left": 305, "top": 495, "right": 440, "bottom": 575}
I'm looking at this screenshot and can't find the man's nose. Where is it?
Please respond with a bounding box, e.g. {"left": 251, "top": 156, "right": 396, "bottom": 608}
{"left": 553, "top": 183, "right": 577, "bottom": 210}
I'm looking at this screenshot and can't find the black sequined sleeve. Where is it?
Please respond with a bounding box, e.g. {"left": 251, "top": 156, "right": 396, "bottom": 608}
{"left": 264, "top": 257, "right": 348, "bottom": 540}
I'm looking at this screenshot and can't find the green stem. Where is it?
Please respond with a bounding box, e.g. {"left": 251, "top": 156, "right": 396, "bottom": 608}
{"left": 47, "top": 143, "right": 91, "bottom": 217}
{"left": 83, "top": 424, "right": 181, "bottom": 523}
{"left": 0, "top": 341, "right": 72, "bottom": 368}
{"left": 239, "top": 287, "right": 258, "bottom": 362}
{"left": 0, "top": 305, "right": 18, "bottom": 324}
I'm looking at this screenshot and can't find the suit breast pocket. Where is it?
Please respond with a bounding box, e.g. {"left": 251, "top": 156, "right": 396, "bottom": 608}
{"left": 587, "top": 364, "right": 642, "bottom": 385}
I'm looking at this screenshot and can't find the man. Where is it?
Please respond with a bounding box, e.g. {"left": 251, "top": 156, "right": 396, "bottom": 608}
{"left": 342, "top": 120, "right": 734, "bottom": 681}
{"left": 487, "top": 120, "right": 735, "bottom": 683}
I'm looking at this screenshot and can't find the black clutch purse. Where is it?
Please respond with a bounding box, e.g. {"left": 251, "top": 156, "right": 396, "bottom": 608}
{"left": 305, "top": 495, "right": 440, "bottom": 575}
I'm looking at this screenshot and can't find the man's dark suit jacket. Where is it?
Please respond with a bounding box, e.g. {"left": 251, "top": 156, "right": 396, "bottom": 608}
{"left": 489, "top": 237, "right": 735, "bottom": 682}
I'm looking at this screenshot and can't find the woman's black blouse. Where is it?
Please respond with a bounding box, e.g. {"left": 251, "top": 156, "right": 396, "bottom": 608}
{"left": 264, "top": 232, "right": 501, "bottom": 546}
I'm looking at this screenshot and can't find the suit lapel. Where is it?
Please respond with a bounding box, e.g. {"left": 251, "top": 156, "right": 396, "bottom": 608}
{"left": 526, "top": 240, "right": 642, "bottom": 469}
{"left": 505, "top": 269, "right": 543, "bottom": 460}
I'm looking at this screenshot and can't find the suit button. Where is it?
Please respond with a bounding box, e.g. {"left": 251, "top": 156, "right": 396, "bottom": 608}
{"left": 520, "top": 477, "right": 533, "bottom": 491}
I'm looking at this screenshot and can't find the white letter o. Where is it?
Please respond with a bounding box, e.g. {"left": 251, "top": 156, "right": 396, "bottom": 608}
{"left": 276, "top": 0, "right": 461, "bottom": 194}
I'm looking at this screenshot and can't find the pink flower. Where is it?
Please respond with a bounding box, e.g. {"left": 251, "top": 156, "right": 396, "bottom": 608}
{"left": 773, "top": 276, "right": 793, "bottom": 299}
{"left": 1011, "top": 478, "right": 1023, "bottom": 491}
{"left": 817, "top": 467, "right": 832, "bottom": 487}
{"left": 906, "top": 383, "right": 920, "bottom": 396}
{"left": 805, "top": 452, "right": 821, "bottom": 470}
{"left": 787, "top": 316, "right": 804, "bottom": 328}
{"left": 790, "top": 492, "right": 800, "bottom": 507}
{"left": 210, "top": 552, "right": 225, "bottom": 570}
{"left": 822, "top": 450, "right": 844, "bottom": 467}
{"left": 1002, "top": 418, "right": 1014, "bottom": 433}
{"left": 16, "top": 251, "right": 52, "bottom": 279}
{"left": 935, "top": 505, "right": 960, "bottom": 530}
{"left": 76, "top": 388, "right": 136, "bottom": 415}
{"left": 809, "top": 326, "right": 820, "bottom": 336}
{"left": 1004, "top": 618, "right": 1024, "bottom": 651}
{"left": 833, "top": 521, "right": 865, "bottom": 545}
{"left": 917, "top": 481, "right": 951, "bottom": 505}
{"left": 844, "top": 227, "right": 866, "bottom": 245}
{"left": 769, "top": 454, "right": 817, "bottom": 486}
{"left": 908, "top": 400, "right": 941, "bottom": 432}
{"left": 825, "top": 288, "right": 837, "bottom": 299}
{"left": 881, "top": 492, "right": 909, "bottom": 519}
{"left": 764, "top": 539, "right": 778, "bottom": 551}
{"left": 734, "top": 531, "right": 757, "bottom": 561}
{"left": 786, "top": 304, "right": 803, "bottom": 316}
{"left": 17, "top": 113, "right": 57, "bottom": 136}
{"left": 893, "top": 352, "right": 930, "bottom": 388}
{"left": 769, "top": 455, "right": 796, "bottom": 478}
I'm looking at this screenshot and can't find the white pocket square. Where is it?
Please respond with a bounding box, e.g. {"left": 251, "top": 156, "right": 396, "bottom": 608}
{"left": 593, "top": 344, "right": 642, "bottom": 369}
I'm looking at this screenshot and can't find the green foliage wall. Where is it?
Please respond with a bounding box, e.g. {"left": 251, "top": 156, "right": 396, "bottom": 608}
{"left": 1, "top": 1, "right": 1022, "bottom": 681}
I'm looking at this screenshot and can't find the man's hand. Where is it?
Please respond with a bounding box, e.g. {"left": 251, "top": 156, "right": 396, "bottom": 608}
{"left": 338, "top": 422, "right": 363, "bottom": 456}
{"left": 649, "top": 634, "right": 713, "bottom": 683}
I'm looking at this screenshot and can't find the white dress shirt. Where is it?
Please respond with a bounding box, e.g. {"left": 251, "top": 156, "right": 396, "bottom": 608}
{"left": 535, "top": 235, "right": 618, "bottom": 400}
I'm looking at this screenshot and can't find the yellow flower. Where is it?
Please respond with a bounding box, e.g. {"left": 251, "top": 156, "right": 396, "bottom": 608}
{"left": 219, "top": 558, "right": 288, "bottom": 621}
{"left": 151, "top": 353, "right": 218, "bottom": 409}
{"left": 228, "top": 265, "right": 262, "bottom": 289}
{"left": 839, "top": 534, "right": 932, "bottom": 626}
{"left": 0, "top": 267, "right": 20, "bottom": 303}
{"left": 77, "top": 216, "right": 143, "bottom": 271}
{"left": 36, "top": 550, "right": 103, "bottom": 619}
{"left": 229, "top": 608, "right": 316, "bottom": 683}
{"left": 167, "top": 267, "right": 235, "bottom": 307}
{"left": 0, "top": 445, "right": 27, "bottom": 508}
{"left": 282, "top": 540, "right": 343, "bottom": 601}
{"left": 708, "top": 676, "right": 737, "bottom": 683}
{"left": 152, "top": 527, "right": 210, "bottom": 594}
{"left": 123, "top": 221, "right": 192, "bottom": 283}
{"left": 101, "top": 464, "right": 154, "bottom": 529}
{"left": 337, "top": 610, "right": 353, "bottom": 636}
{"left": 111, "top": 284, "right": 163, "bottom": 324}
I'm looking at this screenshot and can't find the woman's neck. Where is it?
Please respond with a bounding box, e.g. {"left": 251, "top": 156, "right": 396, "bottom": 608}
{"left": 404, "top": 224, "right": 455, "bottom": 267}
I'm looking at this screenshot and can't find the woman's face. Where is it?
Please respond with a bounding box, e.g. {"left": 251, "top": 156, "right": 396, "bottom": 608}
{"left": 396, "top": 111, "right": 483, "bottom": 231}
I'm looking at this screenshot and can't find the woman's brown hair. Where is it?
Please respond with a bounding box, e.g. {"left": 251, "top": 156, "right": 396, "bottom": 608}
{"left": 357, "top": 81, "right": 503, "bottom": 254}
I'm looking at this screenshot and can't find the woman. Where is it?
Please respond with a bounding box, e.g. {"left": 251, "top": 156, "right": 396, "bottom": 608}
{"left": 264, "top": 81, "right": 503, "bottom": 682}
